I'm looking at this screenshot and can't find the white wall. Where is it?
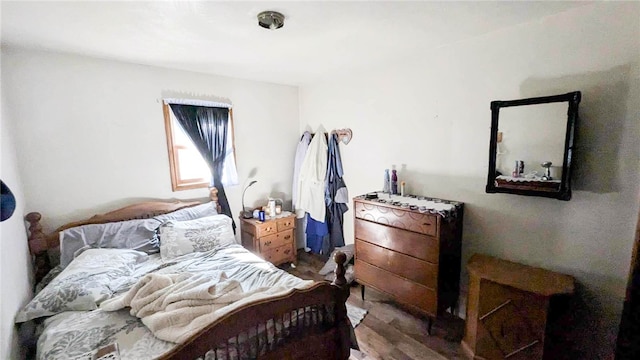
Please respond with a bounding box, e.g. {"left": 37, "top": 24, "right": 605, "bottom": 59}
{"left": 1, "top": 48, "right": 300, "bottom": 234}
{"left": 299, "top": 2, "right": 640, "bottom": 358}
{"left": 0, "top": 85, "right": 33, "bottom": 359}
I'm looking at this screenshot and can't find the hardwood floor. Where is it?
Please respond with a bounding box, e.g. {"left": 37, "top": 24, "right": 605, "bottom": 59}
{"left": 286, "top": 250, "right": 468, "bottom": 360}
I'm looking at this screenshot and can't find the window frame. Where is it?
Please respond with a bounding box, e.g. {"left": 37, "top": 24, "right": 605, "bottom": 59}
{"left": 163, "top": 103, "right": 236, "bottom": 192}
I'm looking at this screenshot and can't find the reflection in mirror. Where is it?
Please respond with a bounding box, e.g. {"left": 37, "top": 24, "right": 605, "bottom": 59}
{"left": 497, "top": 102, "right": 566, "bottom": 182}
{"left": 486, "top": 92, "right": 581, "bottom": 201}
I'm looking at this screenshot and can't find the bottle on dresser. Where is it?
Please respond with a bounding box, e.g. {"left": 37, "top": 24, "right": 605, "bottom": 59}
{"left": 391, "top": 169, "right": 398, "bottom": 194}
{"left": 383, "top": 169, "right": 391, "bottom": 193}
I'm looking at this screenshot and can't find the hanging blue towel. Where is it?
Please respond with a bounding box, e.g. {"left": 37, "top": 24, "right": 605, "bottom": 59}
{"left": 305, "top": 213, "right": 328, "bottom": 254}
{"left": 324, "top": 133, "right": 348, "bottom": 254}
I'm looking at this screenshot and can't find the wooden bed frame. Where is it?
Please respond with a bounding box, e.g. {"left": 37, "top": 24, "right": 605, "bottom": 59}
{"left": 24, "top": 188, "right": 352, "bottom": 360}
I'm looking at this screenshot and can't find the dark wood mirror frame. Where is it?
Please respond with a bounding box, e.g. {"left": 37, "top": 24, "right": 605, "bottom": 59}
{"left": 486, "top": 91, "right": 581, "bottom": 201}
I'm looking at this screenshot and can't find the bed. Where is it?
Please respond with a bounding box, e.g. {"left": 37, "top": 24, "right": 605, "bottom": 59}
{"left": 20, "top": 188, "right": 353, "bottom": 360}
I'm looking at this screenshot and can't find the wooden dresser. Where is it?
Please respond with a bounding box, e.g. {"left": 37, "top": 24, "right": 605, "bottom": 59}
{"left": 353, "top": 193, "right": 464, "bottom": 331}
{"left": 239, "top": 214, "right": 296, "bottom": 266}
{"left": 462, "top": 254, "right": 575, "bottom": 360}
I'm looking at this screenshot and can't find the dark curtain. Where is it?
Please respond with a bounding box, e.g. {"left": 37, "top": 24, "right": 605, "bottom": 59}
{"left": 169, "top": 104, "right": 235, "bottom": 232}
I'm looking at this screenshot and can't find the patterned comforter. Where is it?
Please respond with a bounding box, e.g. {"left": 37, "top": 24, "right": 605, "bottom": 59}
{"left": 35, "top": 245, "right": 314, "bottom": 360}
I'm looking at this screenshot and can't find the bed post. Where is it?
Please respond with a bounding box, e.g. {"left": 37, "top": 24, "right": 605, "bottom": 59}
{"left": 209, "top": 187, "right": 221, "bottom": 213}
{"left": 332, "top": 251, "right": 348, "bottom": 289}
{"left": 332, "top": 251, "right": 352, "bottom": 358}
{"left": 25, "top": 212, "right": 51, "bottom": 284}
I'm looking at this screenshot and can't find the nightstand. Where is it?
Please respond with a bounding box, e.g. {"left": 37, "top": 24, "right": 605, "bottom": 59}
{"left": 239, "top": 214, "right": 296, "bottom": 266}
{"left": 461, "top": 254, "right": 575, "bottom": 360}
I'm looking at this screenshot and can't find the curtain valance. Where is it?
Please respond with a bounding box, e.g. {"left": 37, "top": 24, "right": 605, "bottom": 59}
{"left": 163, "top": 98, "right": 232, "bottom": 109}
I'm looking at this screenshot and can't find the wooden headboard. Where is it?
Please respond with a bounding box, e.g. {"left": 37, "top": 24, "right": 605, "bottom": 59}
{"left": 25, "top": 188, "right": 220, "bottom": 284}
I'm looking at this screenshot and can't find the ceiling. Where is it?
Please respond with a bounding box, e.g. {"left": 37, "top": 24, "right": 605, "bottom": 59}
{"left": 1, "top": 1, "right": 590, "bottom": 86}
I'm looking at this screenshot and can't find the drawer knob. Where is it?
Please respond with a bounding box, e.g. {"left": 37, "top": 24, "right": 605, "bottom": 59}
{"left": 266, "top": 227, "right": 272, "bottom": 231}
{"left": 284, "top": 249, "right": 291, "bottom": 254}
{"left": 284, "top": 235, "right": 291, "bottom": 240}
{"left": 265, "top": 241, "right": 271, "bottom": 246}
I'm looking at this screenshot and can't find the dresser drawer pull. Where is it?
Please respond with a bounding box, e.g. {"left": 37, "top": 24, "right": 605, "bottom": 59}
{"left": 504, "top": 340, "right": 540, "bottom": 359}
{"left": 265, "top": 241, "right": 272, "bottom": 246}
{"left": 284, "top": 249, "right": 291, "bottom": 255}
{"left": 283, "top": 235, "right": 291, "bottom": 240}
{"left": 266, "top": 227, "right": 273, "bottom": 232}
{"left": 479, "top": 299, "right": 512, "bottom": 321}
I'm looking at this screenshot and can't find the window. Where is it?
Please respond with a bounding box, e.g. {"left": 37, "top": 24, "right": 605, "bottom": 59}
{"left": 163, "top": 103, "right": 237, "bottom": 191}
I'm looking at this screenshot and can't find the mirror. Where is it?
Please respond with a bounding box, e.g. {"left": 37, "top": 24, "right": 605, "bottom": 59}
{"left": 486, "top": 91, "right": 581, "bottom": 200}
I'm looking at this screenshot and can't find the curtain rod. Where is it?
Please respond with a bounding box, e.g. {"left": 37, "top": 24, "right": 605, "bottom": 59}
{"left": 162, "top": 98, "right": 232, "bottom": 109}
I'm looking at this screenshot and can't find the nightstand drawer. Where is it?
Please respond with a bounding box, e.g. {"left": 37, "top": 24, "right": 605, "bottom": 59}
{"left": 256, "top": 222, "right": 277, "bottom": 237}
{"left": 260, "top": 230, "right": 294, "bottom": 251}
{"left": 277, "top": 229, "right": 294, "bottom": 244}
{"left": 276, "top": 217, "right": 295, "bottom": 232}
{"left": 263, "top": 243, "right": 294, "bottom": 265}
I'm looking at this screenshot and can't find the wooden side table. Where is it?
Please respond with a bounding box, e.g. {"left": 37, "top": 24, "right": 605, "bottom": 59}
{"left": 461, "top": 254, "right": 575, "bottom": 360}
{"left": 239, "top": 214, "right": 296, "bottom": 266}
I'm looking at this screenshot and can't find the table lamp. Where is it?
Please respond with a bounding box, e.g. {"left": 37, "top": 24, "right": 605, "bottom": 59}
{"left": 241, "top": 180, "right": 258, "bottom": 219}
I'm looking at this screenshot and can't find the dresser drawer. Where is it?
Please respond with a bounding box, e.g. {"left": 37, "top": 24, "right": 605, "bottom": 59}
{"left": 263, "top": 243, "right": 294, "bottom": 265}
{"left": 355, "top": 219, "right": 439, "bottom": 263}
{"left": 355, "top": 259, "right": 437, "bottom": 315}
{"left": 356, "top": 239, "right": 438, "bottom": 289}
{"left": 277, "top": 229, "right": 294, "bottom": 244}
{"left": 355, "top": 201, "right": 437, "bottom": 236}
{"left": 256, "top": 222, "right": 278, "bottom": 237}
{"left": 276, "top": 217, "right": 295, "bottom": 232}
{"left": 260, "top": 230, "right": 294, "bottom": 251}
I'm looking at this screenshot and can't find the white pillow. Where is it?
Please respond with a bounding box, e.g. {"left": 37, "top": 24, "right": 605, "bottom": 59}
{"left": 15, "top": 249, "right": 147, "bottom": 322}
{"left": 159, "top": 215, "right": 236, "bottom": 260}
{"left": 59, "top": 218, "right": 159, "bottom": 268}
{"left": 153, "top": 201, "right": 218, "bottom": 223}
{"left": 58, "top": 202, "right": 219, "bottom": 268}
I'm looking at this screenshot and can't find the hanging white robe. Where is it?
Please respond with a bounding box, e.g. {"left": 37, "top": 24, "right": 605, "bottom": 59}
{"left": 292, "top": 131, "right": 312, "bottom": 219}
{"left": 296, "top": 126, "right": 328, "bottom": 222}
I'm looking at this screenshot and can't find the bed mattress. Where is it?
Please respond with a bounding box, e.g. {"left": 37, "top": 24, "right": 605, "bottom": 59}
{"left": 35, "top": 245, "right": 315, "bottom": 360}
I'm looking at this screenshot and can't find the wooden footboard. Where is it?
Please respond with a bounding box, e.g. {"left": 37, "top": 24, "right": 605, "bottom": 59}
{"left": 160, "top": 252, "right": 352, "bottom": 360}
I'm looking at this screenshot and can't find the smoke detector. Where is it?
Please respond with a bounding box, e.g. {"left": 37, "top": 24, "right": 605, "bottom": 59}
{"left": 257, "top": 11, "right": 285, "bottom": 30}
